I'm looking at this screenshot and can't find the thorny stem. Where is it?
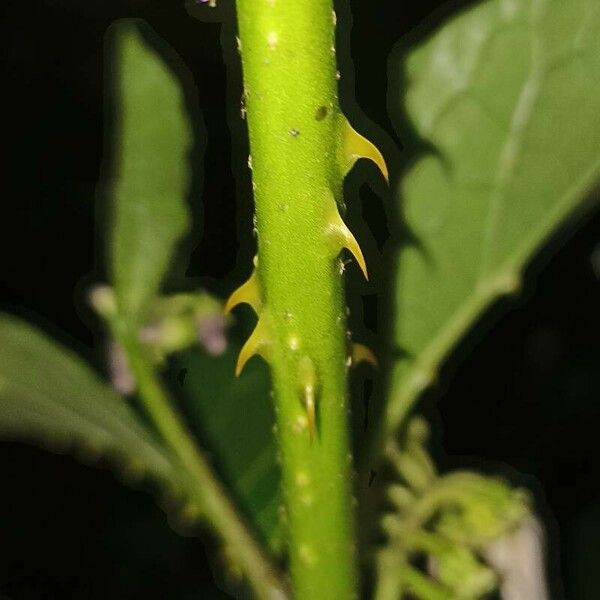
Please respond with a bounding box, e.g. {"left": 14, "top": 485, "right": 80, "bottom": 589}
{"left": 114, "top": 321, "right": 288, "bottom": 600}
{"left": 230, "top": 0, "right": 387, "bottom": 596}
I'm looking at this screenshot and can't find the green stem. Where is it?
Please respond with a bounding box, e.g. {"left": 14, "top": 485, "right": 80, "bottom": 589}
{"left": 114, "top": 323, "right": 288, "bottom": 600}
{"left": 233, "top": 0, "right": 370, "bottom": 597}
{"left": 375, "top": 551, "right": 451, "bottom": 600}
{"left": 402, "top": 567, "right": 452, "bottom": 600}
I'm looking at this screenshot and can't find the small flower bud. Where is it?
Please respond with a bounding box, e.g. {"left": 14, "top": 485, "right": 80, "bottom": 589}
{"left": 107, "top": 341, "right": 135, "bottom": 395}
{"left": 197, "top": 314, "right": 227, "bottom": 356}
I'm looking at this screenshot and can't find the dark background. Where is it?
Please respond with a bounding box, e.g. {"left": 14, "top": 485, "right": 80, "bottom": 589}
{"left": 0, "top": 0, "right": 599, "bottom": 597}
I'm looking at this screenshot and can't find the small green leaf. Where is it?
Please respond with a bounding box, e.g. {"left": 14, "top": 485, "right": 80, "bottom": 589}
{"left": 175, "top": 337, "right": 282, "bottom": 553}
{"left": 0, "top": 314, "right": 185, "bottom": 498}
{"left": 106, "top": 19, "right": 193, "bottom": 321}
{"left": 387, "top": 0, "right": 600, "bottom": 434}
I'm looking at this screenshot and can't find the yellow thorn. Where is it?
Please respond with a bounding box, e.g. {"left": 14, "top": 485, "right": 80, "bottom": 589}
{"left": 305, "top": 385, "right": 316, "bottom": 442}
{"left": 351, "top": 343, "right": 378, "bottom": 368}
{"left": 235, "top": 317, "right": 272, "bottom": 376}
{"left": 325, "top": 206, "right": 368, "bottom": 280}
{"left": 224, "top": 269, "right": 262, "bottom": 315}
{"left": 342, "top": 119, "right": 389, "bottom": 183}
{"left": 298, "top": 356, "right": 317, "bottom": 442}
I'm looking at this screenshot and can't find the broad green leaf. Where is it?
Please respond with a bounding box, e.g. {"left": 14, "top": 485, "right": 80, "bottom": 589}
{"left": 387, "top": 0, "right": 600, "bottom": 434}
{"left": 0, "top": 314, "right": 185, "bottom": 498}
{"left": 175, "top": 336, "right": 282, "bottom": 553}
{"left": 107, "top": 20, "right": 193, "bottom": 321}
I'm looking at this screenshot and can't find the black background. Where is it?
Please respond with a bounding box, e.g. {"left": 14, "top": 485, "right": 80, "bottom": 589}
{"left": 0, "top": 0, "right": 599, "bottom": 598}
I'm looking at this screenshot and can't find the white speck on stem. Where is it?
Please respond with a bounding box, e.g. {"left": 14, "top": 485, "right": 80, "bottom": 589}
{"left": 295, "top": 472, "right": 310, "bottom": 487}
{"left": 299, "top": 545, "right": 317, "bottom": 566}
{"left": 291, "top": 414, "right": 308, "bottom": 434}
{"left": 267, "top": 31, "right": 278, "bottom": 50}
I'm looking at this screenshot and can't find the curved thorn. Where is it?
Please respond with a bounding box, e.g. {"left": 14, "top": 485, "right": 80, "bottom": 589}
{"left": 326, "top": 207, "right": 368, "bottom": 280}
{"left": 235, "top": 317, "right": 272, "bottom": 377}
{"left": 351, "top": 343, "right": 378, "bottom": 368}
{"left": 224, "top": 269, "right": 262, "bottom": 315}
{"left": 342, "top": 119, "right": 389, "bottom": 184}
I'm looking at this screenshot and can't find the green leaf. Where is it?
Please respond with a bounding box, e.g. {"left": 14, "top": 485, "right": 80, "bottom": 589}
{"left": 106, "top": 19, "right": 193, "bottom": 321}
{"left": 0, "top": 314, "right": 185, "bottom": 498}
{"left": 174, "top": 336, "right": 282, "bottom": 554}
{"left": 387, "top": 0, "right": 600, "bottom": 434}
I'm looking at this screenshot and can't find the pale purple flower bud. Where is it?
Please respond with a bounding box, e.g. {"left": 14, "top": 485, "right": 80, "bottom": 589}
{"left": 108, "top": 341, "right": 135, "bottom": 395}
{"left": 138, "top": 322, "right": 163, "bottom": 345}
{"left": 197, "top": 314, "right": 227, "bottom": 356}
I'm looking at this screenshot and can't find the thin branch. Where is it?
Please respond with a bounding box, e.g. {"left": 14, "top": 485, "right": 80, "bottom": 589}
{"left": 115, "top": 323, "right": 289, "bottom": 600}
